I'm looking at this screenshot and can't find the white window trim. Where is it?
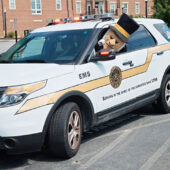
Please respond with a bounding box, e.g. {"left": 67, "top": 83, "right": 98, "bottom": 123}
{"left": 56, "top": 0, "right": 62, "bottom": 10}
{"left": 9, "top": 0, "right": 16, "bottom": 9}
{"left": 31, "top": 0, "right": 42, "bottom": 15}
{"left": 76, "top": 1, "right": 81, "bottom": 14}
{"left": 122, "top": 2, "right": 128, "bottom": 14}
{"left": 110, "top": 2, "right": 116, "bottom": 14}
{"left": 135, "top": 2, "right": 140, "bottom": 14}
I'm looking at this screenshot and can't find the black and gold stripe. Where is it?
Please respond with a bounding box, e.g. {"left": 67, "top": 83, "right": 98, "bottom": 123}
{"left": 114, "top": 24, "right": 130, "bottom": 39}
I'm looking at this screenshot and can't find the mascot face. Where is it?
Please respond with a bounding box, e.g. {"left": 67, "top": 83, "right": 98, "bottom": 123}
{"left": 103, "top": 30, "right": 125, "bottom": 52}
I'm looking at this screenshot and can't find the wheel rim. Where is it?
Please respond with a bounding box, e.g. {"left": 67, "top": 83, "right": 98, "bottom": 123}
{"left": 165, "top": 80, "right": 170, "bottom": 107}
{"left": 68, "top": 111, "right": 81, "bottom": 150}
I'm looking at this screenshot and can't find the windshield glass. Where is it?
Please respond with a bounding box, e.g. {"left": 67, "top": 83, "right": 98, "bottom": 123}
{"left": 0, "top": 29, "right": 92, "bottom": 64}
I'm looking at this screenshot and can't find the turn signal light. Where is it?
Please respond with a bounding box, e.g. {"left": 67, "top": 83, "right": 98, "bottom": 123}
{"left": 100, "top": 51, "right": 110, "bottom": 56}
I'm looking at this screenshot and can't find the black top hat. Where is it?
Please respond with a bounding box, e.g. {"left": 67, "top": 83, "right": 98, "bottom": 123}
{"left": 110, "top": 13, "right": 140, "bottom": 43}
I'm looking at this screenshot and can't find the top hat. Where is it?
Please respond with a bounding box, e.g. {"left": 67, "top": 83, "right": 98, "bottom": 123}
{"left": 110, "top": 13, "right": 140, "bottom": 43}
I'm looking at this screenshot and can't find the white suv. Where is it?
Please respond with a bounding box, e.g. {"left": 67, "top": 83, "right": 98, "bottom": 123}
{"left": 0, "top": 15, "right": 170, "bottom": 158}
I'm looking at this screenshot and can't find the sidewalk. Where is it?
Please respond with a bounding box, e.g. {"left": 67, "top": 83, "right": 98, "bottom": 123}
{"left": 0, "top": 39, "right": 15, "bottom": 42}
{"left": 0, "top": 40, "right": 15, "bottom": 53}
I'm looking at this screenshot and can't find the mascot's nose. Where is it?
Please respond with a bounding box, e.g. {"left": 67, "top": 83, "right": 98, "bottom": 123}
{"left": 110, "top": 39, "right": 116, "bottom": 45}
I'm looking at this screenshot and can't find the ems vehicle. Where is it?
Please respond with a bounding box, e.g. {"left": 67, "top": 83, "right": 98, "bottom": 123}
{"left": 0, "top": 14, "right": 170, "bottom": 158}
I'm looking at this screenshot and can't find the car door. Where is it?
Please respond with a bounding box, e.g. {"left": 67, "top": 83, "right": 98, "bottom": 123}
{"left": 84, "top": 25, "right": 157, "bottom": 114}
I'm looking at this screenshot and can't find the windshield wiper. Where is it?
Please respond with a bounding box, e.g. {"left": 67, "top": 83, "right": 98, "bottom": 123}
{"left": 13, "top": 59, "right": 48, "bottom": 63}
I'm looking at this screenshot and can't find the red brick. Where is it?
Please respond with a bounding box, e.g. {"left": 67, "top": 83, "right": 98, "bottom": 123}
{"left": 0, "top": 0, "right": 154, "bottom": 37}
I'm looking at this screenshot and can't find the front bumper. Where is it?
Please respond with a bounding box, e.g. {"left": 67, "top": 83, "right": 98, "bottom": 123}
{"left": 0, "top": 133, "right": 44, "bottom": 154}
{"left": 0, "top": 104, "right": 52, "bottom": 137}
{"left": 0, "top": 103, "right": 53, "bottom": 154}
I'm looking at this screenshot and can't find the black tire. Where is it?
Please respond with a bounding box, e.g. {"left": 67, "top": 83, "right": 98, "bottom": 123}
{"left": 154, "top": 74, "right": 170, "bottom": 113}
{"left": 48, "top": 102, "right": 82, "bottom": 158}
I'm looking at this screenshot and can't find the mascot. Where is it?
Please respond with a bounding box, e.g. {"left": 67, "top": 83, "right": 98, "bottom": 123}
{"left": 98, "top": 13, "right": 140, "bottom": 52}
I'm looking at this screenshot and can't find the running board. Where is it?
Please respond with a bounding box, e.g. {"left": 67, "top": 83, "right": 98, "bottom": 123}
{"left": 94, "top": 89, "right": 160, "bottom": 125}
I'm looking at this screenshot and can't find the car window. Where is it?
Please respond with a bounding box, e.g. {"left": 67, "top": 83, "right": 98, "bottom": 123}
{"left": 125, "top": 25, "right": 156, "bottom": 52}
{"left": 154, "top": 23, "right": 170, "bottom": 42}
{"left": 0, "top": 29, "right": 93, "bottom": 64}
{"left": 12, "top": 37, "right": 45, "bottom": 60}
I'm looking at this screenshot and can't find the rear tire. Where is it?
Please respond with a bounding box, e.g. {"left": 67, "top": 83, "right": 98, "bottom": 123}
{"left": 154, "top": 74, "right": 170, "bottom": 113}
{"left": 48, "top": 102, "right": 82, "bottom": 158}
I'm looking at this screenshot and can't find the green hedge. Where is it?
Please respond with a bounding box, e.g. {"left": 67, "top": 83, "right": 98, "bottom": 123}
{"left": 7, "top": 31, "right": 15, "bottom": 38}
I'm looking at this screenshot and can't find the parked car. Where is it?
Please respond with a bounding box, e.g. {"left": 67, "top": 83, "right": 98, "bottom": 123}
{"left": 0, "top": 14, "right": 170, "bottom": 158}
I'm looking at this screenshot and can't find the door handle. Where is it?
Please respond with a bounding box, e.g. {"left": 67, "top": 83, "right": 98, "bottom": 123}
{"left": 123, "top": 60, "right": 134, "bottom": 67}
{"left": 157, "top": 51, "right": 164, "bottom": 55}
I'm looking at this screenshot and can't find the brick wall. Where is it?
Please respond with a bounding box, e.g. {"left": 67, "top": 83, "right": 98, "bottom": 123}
{"left": 0, "top": 3, "right": 3, "bottom": 37}
{"left": 107, "top": 0, "right": 153, "bottom": 17}
{"left": 0, "top": 0, "right": 154, "bottom": 38}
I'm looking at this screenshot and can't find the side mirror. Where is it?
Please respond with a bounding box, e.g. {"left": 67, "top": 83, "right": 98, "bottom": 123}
{"left": 90, "top": 49, "right": 116, "bottom": 62}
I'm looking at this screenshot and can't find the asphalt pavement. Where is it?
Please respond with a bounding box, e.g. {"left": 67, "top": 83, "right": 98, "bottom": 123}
{"left": 0, "top": 41, "right": 170, "bottom": 170}
{"left": 0, "top": 105, "right": 170, "bottom": 170}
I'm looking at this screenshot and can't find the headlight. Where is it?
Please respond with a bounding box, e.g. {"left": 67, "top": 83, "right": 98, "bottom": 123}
{"left": 0, "top": 81, "right": 46, "bottom": 107}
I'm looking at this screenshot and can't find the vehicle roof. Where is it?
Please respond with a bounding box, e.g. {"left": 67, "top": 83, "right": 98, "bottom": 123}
{"left": 32, "top": 18, "right": 164, "bottom": 33}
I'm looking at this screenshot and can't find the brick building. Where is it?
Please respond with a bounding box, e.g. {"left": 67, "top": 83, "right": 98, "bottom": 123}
{"left": 0, "top": 0, "right": 154, "bottom": 38}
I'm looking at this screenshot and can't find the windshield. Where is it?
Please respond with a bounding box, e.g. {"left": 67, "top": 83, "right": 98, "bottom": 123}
{"left": 0, "top": 29, "right": 92, "bottom": 64}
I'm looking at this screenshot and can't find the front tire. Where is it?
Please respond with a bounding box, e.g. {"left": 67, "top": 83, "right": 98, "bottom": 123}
{"left": 155, "top": 74, "right": 170, "bottom": 113}
{"left": 48, "top": 102, "right": 82, "bottom": 158}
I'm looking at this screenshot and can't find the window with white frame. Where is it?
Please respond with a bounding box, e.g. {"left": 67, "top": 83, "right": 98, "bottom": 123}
{"left": 136, "top": 2, "right": 140, "bottom": 14}
{"left": 31, "top": 0, "right": 42, "bottom": 14}
{"left": 56, "top": 0, "right": 62, "bottom": 10}
{"left": 110, "top": 2, "right": 116, "bottom": 14}
{"left": 9, "top": 0, "right": 16, "bottom": 9}
{"left": 122, "top": 3, "right": 128, "bottom": 14}
{"left": 76, "top": 1, "right": 81, "bottom": 14}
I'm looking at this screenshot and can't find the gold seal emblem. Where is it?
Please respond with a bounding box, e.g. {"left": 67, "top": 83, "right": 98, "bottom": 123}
{"left": 109, "top": 66, "right": 122, "bottom": 88}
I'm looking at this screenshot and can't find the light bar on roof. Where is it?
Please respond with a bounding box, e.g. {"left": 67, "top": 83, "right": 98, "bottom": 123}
{"left": 62, "top": 17, "right": 72, "bottom": 23}
{"left": 46, "top": 13, "right": 114, "bottom": 26}
{"left": 55, "top": 18, "right": 62, "bottom": 24}
{"left": 95, "top": 13, "right": 113, "bottom": 19}
{"left": 73, "top": 16, "right": 82, "bottom": 22}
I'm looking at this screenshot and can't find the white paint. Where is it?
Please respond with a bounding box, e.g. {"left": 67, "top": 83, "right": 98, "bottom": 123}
{"left": 0, "top": 18, "right": 169, "bottom": 144}
{"left": 0, "top": 64, "right": 74, "bottom": 86}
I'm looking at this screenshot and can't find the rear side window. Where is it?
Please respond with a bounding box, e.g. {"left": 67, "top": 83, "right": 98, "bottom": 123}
{"left": 126, "top": 25, "right": 156, "bottom": 52}
{"left": 154, "top": 23, "right": 170, "bottom": 42}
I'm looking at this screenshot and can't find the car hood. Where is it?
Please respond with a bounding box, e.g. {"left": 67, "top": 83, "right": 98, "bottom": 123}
{"left": 0, "top": 64, "right": 74, "bottom": 87}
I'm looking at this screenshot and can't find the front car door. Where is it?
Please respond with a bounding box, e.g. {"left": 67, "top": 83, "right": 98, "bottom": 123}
{"left": 75, "top": 25, "right": 158, "bottom": 122}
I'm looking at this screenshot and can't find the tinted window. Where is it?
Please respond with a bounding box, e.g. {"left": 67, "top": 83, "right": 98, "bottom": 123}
{"left": 0, "top": 29, "right": 92, "bottom": 64}
{"left": 126, "top": 25, "right": 156, "bottom": 52}
{"left": 154, "top": 23, "right": 170, "bottom": 42}
{"left": 12, "top": 37, "right": 45, "bottom": 60}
